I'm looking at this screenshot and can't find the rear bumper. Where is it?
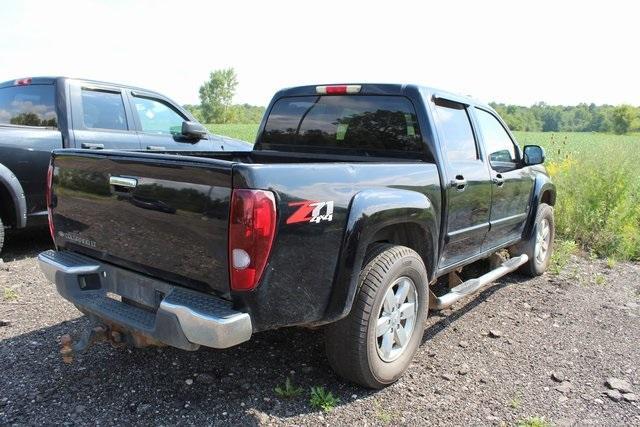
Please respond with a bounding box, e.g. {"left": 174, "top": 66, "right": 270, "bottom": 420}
{"left": 38, "top": 250, "right": 252, "bottom": 350}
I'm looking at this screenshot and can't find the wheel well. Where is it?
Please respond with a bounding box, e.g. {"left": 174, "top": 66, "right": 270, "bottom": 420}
{"left": 0, "top": 183, "right": 16, "bottom": 228}
{"left": 366, "top": 222, "right": 434, "bottom": 277}
{"left": 541, "top": 189, "right": 555, "bottom": 206}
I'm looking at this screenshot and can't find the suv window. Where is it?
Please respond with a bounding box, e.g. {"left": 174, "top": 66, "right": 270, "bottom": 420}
{"left": 261, "top": 95, "right": 424, "bottom": 157}
{"left": 475, "top": 108, "right": 517, "bottom": 171}
{"left": 81, "top": 89, "right": 128, "bottom": 130}
{"left": 434, "top": 101, "right": 477, "bottom": 162}
{"left": 0, "top": 84, "right": 57, "bottom": 127}
{"left": 133, "top": 96, "right": 185, "bottom": 135}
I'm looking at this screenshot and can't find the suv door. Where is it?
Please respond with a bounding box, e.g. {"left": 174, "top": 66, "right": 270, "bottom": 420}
{"left": 433, "top": 98, "right": 492, "bottom": 268}
{"left": 128, "top": 91, "right": 215, "bottom": 151}
{"left": 472, "top": 108, "right": 535, "bottom": 250}
{"left": 70, "top": 83, "right": 141, "bottom": 150}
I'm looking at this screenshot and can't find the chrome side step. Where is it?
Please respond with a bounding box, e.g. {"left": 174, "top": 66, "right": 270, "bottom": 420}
{"left": 431, "top": 254, "right": 529, "bottom": 310}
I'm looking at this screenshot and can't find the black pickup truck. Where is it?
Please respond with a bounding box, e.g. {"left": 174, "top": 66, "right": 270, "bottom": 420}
{"left": 39, "top": 84, "right": 555, "bottom": 388}
{"left": 0, "top": 77, "right": 249, "bottom": 252}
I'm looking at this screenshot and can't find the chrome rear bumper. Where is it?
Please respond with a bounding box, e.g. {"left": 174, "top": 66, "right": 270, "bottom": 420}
{"left": 38, "top": 250, "right": 252, "bottom": 350}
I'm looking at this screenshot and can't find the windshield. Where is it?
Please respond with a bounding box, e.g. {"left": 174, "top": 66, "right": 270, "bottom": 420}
{"left": 260, "top": 95, "right": 425, "bottom": 157}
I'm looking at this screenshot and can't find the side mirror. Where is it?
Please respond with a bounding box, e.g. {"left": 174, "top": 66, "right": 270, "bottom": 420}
{"left": 181, "top": 121, "right": 207, "bottom": 140}
{"left": 523, "top": 145, "right": 545, "bottom": 166}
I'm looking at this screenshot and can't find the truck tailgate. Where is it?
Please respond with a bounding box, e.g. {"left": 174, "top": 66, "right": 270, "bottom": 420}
{"left": 50, "top": 150, "right": 233, "bottom": 294}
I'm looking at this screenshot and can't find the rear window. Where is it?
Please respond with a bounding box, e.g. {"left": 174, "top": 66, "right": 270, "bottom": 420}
{"left": 0, "top": 84, "right": 57, "bottom": 127}
{"left": 260, "top": 95, "right": 424, "bottom": 157}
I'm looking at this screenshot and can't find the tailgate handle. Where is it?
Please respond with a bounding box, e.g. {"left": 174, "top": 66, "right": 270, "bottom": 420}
{"left": 109, "top": 176, "right": 138, "bottom": 188}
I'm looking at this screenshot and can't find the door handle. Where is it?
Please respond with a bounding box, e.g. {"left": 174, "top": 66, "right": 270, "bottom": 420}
{"left": 450, "top": 175, "right": 467, "bottom": 191}
{"left": 146, "top": 145, "right": 166, "bottom": 150}
{"left": 81, "top": 143, "right": 104, "bottom": 149}
{"left": 492, "top": 174, "right": 504, "bottom": 187}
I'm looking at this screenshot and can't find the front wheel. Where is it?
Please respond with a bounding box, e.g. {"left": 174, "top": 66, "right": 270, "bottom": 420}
{"left": 325, "top": 244, "right": 428, "bottom": 388}
{"left": 510, "top": 203, "right": 555, "bottom": 276}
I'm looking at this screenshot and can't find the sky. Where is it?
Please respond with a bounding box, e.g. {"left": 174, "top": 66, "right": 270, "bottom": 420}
{"left": 1, "top": 0, "right": 638, "bottom": 107}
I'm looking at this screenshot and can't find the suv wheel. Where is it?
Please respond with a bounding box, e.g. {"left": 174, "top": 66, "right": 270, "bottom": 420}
{"left": 510, "top": 203, "right": 555, "bottom": 276}
{"left": 325, "top": 244, "right": 428, "bottom": 388}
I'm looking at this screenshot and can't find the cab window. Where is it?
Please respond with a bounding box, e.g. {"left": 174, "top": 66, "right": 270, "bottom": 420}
{"left": 433, "top": 101, "right": 478, "bottom": 162}
{"left": 81, "top": 89, "right": 128, "bottom": 131}
{"left": 133, "top": 96, "right": 185, "bottom": 135}
{"left": 475, "top": 108, "right": 518, "bottom": 171}
{"left": 0, "top": 84, "right": 57, "bottom": 127}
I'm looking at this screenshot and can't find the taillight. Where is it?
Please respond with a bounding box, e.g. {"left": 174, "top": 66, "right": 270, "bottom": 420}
{"left": 315, "top": 84, "right": 361, "bottom": 95}
{"left": 46, "top": 163, "right": 55, "bottom": 243}
{"left": 229, "top": 189, "right": 277, "bottom": 291}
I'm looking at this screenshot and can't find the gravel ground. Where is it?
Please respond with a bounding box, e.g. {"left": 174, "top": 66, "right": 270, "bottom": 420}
{"left": 1, "top": 231, "right": 639, "bottom": 426}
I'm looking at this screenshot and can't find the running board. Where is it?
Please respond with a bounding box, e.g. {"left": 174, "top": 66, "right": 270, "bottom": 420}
{"left": 430, "top": 254, "right": 529, "bottom": 310}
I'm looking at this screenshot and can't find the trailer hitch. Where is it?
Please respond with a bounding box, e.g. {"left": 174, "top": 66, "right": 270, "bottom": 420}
{"left": 59, "top": 320, "right": 164, "bottom": 363}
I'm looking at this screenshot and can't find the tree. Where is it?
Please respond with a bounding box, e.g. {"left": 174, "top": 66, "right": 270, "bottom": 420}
{"left": 198, "top": 68, "right": 238, "bottom": 123}
{"left": 611, "top": 105, "right": 636, "bottom": 134}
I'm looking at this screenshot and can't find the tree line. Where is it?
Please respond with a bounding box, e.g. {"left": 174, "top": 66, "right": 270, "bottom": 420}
{"left": 186, "top": 68, "right": 639, "bottom": 134}
{"left": 490, "top": 102, "right": 640, "bottom": 134}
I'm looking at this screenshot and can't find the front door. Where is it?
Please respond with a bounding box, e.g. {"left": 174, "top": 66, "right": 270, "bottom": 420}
{"left": 128, "top": 92, "right": 216, "bottom": 152}
{"left": 434, "top": 99, "right": 492, "bottom": 268}
{"left": 473, "top": 108, "right": 535, "bottom": 250}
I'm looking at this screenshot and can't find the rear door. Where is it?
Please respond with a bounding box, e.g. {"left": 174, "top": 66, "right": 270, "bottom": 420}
{"left": 472, "top": 107, "right": 534, "bottom": 250}
{"left": 127, "top": 91, "right": 216, "bottom": 151}
{"left": 69, "top": 81, "right": 141, "bottom": 150}
{"left": 433, "top": 98, "right": 492, "bottom": 268}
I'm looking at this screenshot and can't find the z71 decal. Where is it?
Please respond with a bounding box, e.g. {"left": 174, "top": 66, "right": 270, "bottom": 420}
{"left": 287, "top": 200, "right": 334, "bottom": 224}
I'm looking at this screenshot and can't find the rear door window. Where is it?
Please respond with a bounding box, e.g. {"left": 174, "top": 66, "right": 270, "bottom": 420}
{"left": 433, "top": 101, "right": 478, "bottom": 162}
{"left": 261, "top": 95, "right": 424, "bottom": 156}
{"left": 81, "top": 89, "right": 128, "bottom": 131}
{"left": 0, "top": 84, "right": 57, "bottom": 127}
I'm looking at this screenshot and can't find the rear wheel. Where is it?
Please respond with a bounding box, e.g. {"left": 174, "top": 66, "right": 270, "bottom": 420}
{"left": 325, "top": 244, "right": 428, "bottom": 388}
{"left": 510, "top": 203, "right": 554, "bottom": 276}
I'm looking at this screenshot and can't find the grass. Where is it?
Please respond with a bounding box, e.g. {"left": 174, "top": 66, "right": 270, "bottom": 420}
{"left": 274, "top": 377, "right": 303, "bottom": 398}
{"left": 3, "top": 287, "right": 19, "bottom": 301}
{"left": 309, "top": 386, "right": 340, "bottom": 412}
{"left": 549, "top": 239, "right": 577, "bottom": 274}
{"left": 207, "top": 124, "right": 640, "bottom": 261}
{"left": 509, "top": 395, "right": 523, "bottom": 409}
{"left": 515, "top": 132, "right": 640, "bottom": 261}
{"left": 517, "top": 416, "right": 552, "bottom": 427}
{"left": 206, "top": 123, "right": 258, "bottom": 144}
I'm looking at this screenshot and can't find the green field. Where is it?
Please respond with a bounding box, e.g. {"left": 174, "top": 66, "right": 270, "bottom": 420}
{"left": 515, "top": 132, "right": 640, "bottom": 261}
{"left": 207, "top": 123, "right": 640, "bottom": 260}
{"left": 206, "top": 123, "right": 259, "bottom": 144}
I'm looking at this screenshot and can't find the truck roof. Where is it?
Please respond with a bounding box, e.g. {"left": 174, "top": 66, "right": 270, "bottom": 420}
{"left": 273, "top": 83, "right": 493, "bottom": 111}
{"left": 0, "top": 76, "right": 167, "bottom": 98}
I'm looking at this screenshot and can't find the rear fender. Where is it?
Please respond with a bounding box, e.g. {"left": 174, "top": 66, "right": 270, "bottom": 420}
{"left": 0, "top": 163, "right": 27, "bottom": 228}
{"left": 323, "top": 188, "right": 438, "bottom": 323}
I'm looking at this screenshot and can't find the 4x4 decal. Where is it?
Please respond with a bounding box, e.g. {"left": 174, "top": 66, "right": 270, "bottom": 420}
{"left": 286, "top": 200, "right": 334, "bottom": 224}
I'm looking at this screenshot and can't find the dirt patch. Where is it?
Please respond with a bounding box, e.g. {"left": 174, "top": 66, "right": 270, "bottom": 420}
{"left": 1, "top": 233, "right": 639, "bottom": 425}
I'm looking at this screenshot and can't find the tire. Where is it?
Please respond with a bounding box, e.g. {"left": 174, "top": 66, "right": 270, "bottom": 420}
{"left": 510, "top": 203, "right": 555, "bottom": 276}
{"left": 0, "top": 216, "right": 4, "bottom": 255}
{"left": 325, "top": 244, "right": 429, "bottom": 388}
